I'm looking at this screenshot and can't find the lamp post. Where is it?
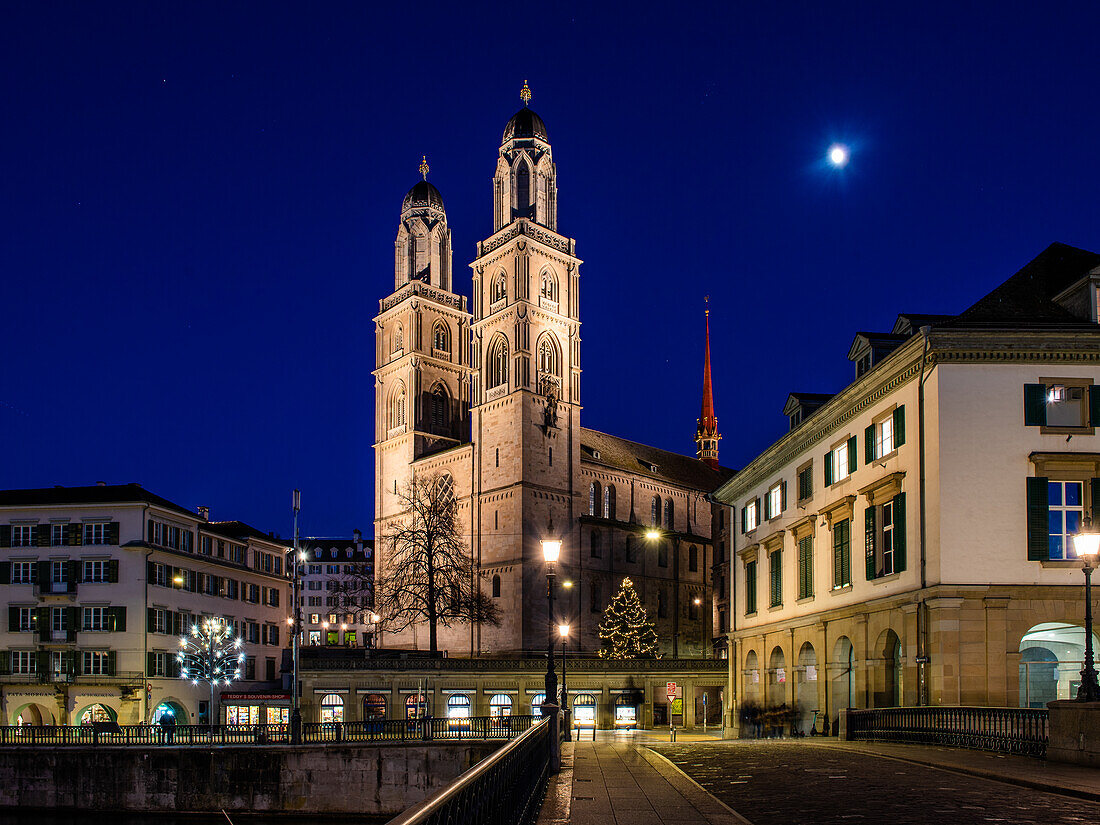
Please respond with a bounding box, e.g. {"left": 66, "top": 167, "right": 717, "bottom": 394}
{"left": 369, "top": 612, "right": 381, "bottom": 652}
{"left": 1072, "top": 517, "right": 1100, "bottom": 702}
{"left": 541, "top": 526, "right": 561, "bottom": 716}
{"left": 558, "top": 623, "right": 571, "bottom": 740}
{"left": 645, "top": 528, "right": 681, "bottom": 658}
{"left": 290, "top": 489, "right": 303, "bottom": 745}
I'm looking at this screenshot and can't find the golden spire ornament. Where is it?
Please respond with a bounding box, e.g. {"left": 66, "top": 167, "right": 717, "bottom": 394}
{"left": 520, "top": 79, "right": 531, "bottom": 106}
{"left": 418, "top": 155, "right": 429, "bottom": 180}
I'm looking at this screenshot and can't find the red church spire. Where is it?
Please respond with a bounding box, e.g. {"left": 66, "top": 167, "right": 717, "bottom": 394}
{"left": 695, "top": 297, "right": 721, "bottom": 469}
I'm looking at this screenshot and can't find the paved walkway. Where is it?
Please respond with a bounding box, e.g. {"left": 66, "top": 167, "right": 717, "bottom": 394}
{"left": 537, "top": 733, "right": 1100, "bottom": 825}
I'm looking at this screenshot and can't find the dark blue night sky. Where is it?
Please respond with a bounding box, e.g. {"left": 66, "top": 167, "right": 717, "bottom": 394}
{"left": 3, "top": 2, "right": 1099, "bottom": 536}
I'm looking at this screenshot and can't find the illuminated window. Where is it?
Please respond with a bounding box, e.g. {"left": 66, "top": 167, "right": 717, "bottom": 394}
{"left": 487, "top": 336, "right": 509, "bottom": 388}
{"left": 319, "top": 693, "right": 343, "bottom": 723}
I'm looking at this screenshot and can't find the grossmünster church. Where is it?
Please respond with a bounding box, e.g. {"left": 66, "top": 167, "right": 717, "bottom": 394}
{"left": 374, "top": 85, "right": 732, "bottom": 657}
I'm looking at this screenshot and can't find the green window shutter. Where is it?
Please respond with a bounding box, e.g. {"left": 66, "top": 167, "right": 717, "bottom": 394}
{"left": 8, "top": 606, "right": 18, "bottom": 632}
{"left": 0, "top": 652, "right": 9, "bottom": 675}
{"left": 35, "top": 651, "right": 49, "bottom": 676}
{"left": 67, "top": 606, "right": 79, "bottom": 641}
{"left": 109, "top": 522, "right": 121, "bottom": 545}
{"left": 865, "top": 506, "right": 877, "bottom": 580}
{"left": 36, "top": 525, "right": 51, "bottom": 547}
{"left": 894, "top": 405, "right": 906, "bottom": 447}
{"left": 848, "top": 435, "right": 858, "bottom": 471}
{"left": 66, "top": 561, "right": 78, "bottom": 593}
{"left": 148, "top": 521, "right": 155, "bottom": 543}
{"left": 36, "top": 607, "right": 50, "bottom": 642}
{"left": 68, "top": 524, "right": 82, "bottom": 546}
{"left": 780, "top": 480, "right": 787, "bottom": 512}
{"left": 0, "top": 561, "right": 9, "bottom": 584}
{"left": 0, "top": 525, "right": 9, "bottom": 547}
{"left": 824, "top": 452, "right": 833, "bottom": 486}
{"left": 1092, "top": 478, "right": 1100, "bottom": 524}
{"left": 865, "top": 425, "right": 876, "bottom": 463}
{"left": 762, "top": 496, "right": 770, "bottom": 521}
{"left": 798, "top": 536, "right": 813, "bottom": 599}
{"left": 37, "top": 561, "right": 51, "bottom": 590}
{"left": 108, "top": 560, "right": 119, "bottom": 582}
{"left": 106, "top": 650, "right": 116, "bottom": 676}
{"left": 147, "top": 652, "right": 156, "bottom": 677}
{"left": 1026, "top": 477, "right": 1050, "bottom": 561}
{"left": 110, "top": 606, "right": 126, "bottom": 632}
{"left": 1023, "top": 384, "right": 1047, "bottom": 426}
{"left": 893, "top": 492, "right": 907, "bottom": 572}
{"left": 740, "top": 507, "right": 746, "bottom": 534}
{"left": 147, "top": 607, "right": 156, "bottom": 633}
{"left": 1089, "top": 386, "right": 1100, "bottom": 427}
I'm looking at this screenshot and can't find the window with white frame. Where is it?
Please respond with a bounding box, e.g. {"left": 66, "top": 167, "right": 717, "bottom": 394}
{"left": 766, "top": 483, "right": 783, "bottom": 519}
{"left": 12, "top": 562, "right": 34, "bottom": 584}
{"left": 51, "top": 561, "right": 67, "bottom": 584}
{"left": 151, "top": 651, "right": 168, "bottom": 677}
{"left": 51, "top": 607, "right": 65, "bottom": 632}
{"left": 83, "top": 607, "right": 108, "bottom": 631}
{"left": 744, "top": 499, "right": 759, "bottom": 532}
{"left": 83, "top": 560, "right": 109, "bottom": 582}
{"left": 81, "top": 651, "right": 109, "bottom": 675}
{"left": 876, "top": 416, "right": 894, "bottom": 457}
{"left": 833, "top": 441, "right": 851, "bottom": 480}
{"left": 1045, "top": 384, "right": 1087, "bottom": 427}
{"left": 12, "top": 651, "right": 36, "bottom": 674}
{"left": 15, "top": 607, "right": 34, "bottom": 631}
{"left": 11, "top": 525, "right": 34, "bottom": 547}
{"left": 51, "top": 524, "right": 66, "bottom": 545}
{"left": 1048, "top": 480, "right": 1084, "bottom": 560}
{"left": 83, "top": 523, "right": 108, "bottom": 545}
{"left": 151, "top": 608, "right": 168, "bottom": 633}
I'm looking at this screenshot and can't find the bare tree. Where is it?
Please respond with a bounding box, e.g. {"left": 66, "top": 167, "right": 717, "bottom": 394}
{"left": 376, "top": 473, "right": 500, "bottom": 652}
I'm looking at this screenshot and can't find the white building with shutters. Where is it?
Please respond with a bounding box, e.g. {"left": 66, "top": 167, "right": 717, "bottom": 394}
{"left": 0, "top": 483, "right": 290, "bottom": 727}
{"left": 714, "top": 243, "right": 1100, "bottom": 735}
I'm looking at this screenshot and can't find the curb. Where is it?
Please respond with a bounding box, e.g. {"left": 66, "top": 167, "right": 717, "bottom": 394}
{"left": 642, "top": 746, "right": 755, "bottom": 825}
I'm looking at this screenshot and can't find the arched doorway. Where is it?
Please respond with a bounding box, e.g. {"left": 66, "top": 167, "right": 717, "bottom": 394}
{"left": 614, "top": 694, "right": 639, "bottom": 729}
{"left": 873, "top": 629, "right": 903, "bottom": 708}
{"left": 446, "top": 694, "right": 472, "bottom": 729}
{"left": 1019, "top": 622, "right": 1100, "bottom": 705}
{"left": 362, "top": 694, "right": 387, "bottom": 720}
{"left": 830, "top": 636, "right": 854, "bottom": 724}
{"left": 405, "top": 693, "right": 429, "bottom": 720}
{"left": 530, "top": 693, "right": 546, "bottom": 716}
{"left": 319, "top": 693, "right": 343, "bottom": 723}
{"left": 768, "top": 646, "right": 787, "bottom": 707}
{"left": 12, "top": 703, "right": 54, "bottom": 727}
{"left": 76, "top": 704, "right": 116, "bottom": 725}
{"left": 743, "top": 649, "right": 761, "bottom": 704}
{"left": 151, "top": 700, "right": 186, "bottom": 725}
{"left": 796, "top": 642, "right": 818, "bottom": 734}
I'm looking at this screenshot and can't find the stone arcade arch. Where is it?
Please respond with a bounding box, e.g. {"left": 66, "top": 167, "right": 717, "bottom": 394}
{"left": 829, "top": 636, "right": 854, "bottom": 724}
{"left": 11, "top": 702, "right": 54, "bottom": 727}
{"left": 873, "top": 629, "right": 903, "bottom": 708}
{"left": 795, "top": 641, "right": 818, "bottom": 734}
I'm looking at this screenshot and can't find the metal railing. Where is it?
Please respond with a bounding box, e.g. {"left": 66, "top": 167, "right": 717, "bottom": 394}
{"left": 846, "top": 706, "right": 1049, "bottom": 758}
{"left": 386, "top": 716, "right": 551, "bottom": 825}
{"left": 0, "top": 715, "right": 535, "bottom": 747}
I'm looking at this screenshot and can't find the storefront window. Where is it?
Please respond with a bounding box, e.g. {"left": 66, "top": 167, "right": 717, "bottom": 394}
{"left": 319, "top": 693, "right": 344, "bottom": 723}
{"left": 489, "top": 694, "right": 513, "bottom": 718}
{"left": 363, "top": 694, "right": 387, "bottom": 719}
{"left": 78, "top": 704, "right": 115, "bottom": 725}
{"left": 614, "top": 694, "right": 638, "bottom": 728}
{"left": 530, "top": 693, "right": 546, "bottom": 716}
{"left": 573, "top": 694, "right": 597, "bottom": 728}
{"left": 405, "top": 693, "right": 429, "bottom": 719}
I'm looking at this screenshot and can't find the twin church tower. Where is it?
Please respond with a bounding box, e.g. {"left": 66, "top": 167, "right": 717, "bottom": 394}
{"left": 374, "top": 84, "right": 727, "bottom": 656}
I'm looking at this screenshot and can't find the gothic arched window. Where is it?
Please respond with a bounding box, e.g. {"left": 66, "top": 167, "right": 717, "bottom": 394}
{"left": 434, "top": 473, "right": 455, "bottom": 510}
{"left": 540, "top": 271, "right": 558, "bottom": 301}
{"left": 433, "top": 321, "right": 450, "bottom": 354}
{"left": 516, "top": 159, "right": 530, "bottom": 213}
{"left": 430, "top": 383, "right": 449, "bottom": 432}
{"left": 390, "top": 383, "right": 406, "bottom": 430}
{"left": 490, "top": 273, "right": 507, "bottom": 305}
{"left": 537, "top": 335, "right": 560, "bottom": 377}
{"left": 652, "top": 495, "right": 662, "bottom": 527}
{"left": 392, "top": 323, "right": 403, "bottom": 354}
{"left": 604, "top": 485, "right": 616, "bottom": 520}
{"left": 487, "top": 336, "right": 509, "bottom": 389}
{"left": 664, "top": 499, "right": 674, "bottom": 530}
{"left": 588, "top": 482, "right": 601, "bottom": 517}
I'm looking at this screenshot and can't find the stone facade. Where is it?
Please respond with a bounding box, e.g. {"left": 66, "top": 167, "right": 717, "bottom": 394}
{"left": 373, "top": 95, "right": 731, "bottom": 657}
{"left": 715, "top": 244, "right": 1100, "bottom": 734}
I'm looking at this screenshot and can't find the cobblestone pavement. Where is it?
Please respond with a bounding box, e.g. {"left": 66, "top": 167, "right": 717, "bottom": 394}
{"left": 650, "top": 741, "right": 1100, "bottom": 824}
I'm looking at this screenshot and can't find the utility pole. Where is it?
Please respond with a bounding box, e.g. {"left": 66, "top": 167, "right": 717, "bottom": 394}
{"left": 290, "top": 489, "right": 303, "bottom": 744}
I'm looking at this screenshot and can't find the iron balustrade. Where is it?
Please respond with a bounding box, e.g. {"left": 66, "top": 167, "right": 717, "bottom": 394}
{"left": 846, "top": 706, "right": 1049, "bottom": 758}
{"left": 0, "top": 715, "right": 535, "bottom": 747}
{"left": 386, "top": 716, "right": 551, "bottom": 825}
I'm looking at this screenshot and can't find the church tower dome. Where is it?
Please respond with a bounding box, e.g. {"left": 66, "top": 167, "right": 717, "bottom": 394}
{"left": 492, "top": 81, "right": 558, "bottom": 232}
{"left": 394, "top": 156, "right": 452, "bottom": 291}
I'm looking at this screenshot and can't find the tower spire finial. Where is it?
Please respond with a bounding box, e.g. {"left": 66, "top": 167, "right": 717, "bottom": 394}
{"left": 419, "top": 155, "right": 429, "bottom": 180}
{"left": 695, "top": 297, "right": 721, "bottom": 469}
{"left": 520, "top": 79, "right": 531, "bottom": 107}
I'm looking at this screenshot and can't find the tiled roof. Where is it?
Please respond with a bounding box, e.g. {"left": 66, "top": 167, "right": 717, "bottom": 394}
{"left": 943, "top": 242, "right": 1100, "bottom": 328}
{"left": 206, "top": 520, "right": 289, "bottom": 546}
{"left": 0, "top": 483, "right": 196, "bottom": 518}
{"left": 580, "top": 428, "right": 735, "bottom": 492}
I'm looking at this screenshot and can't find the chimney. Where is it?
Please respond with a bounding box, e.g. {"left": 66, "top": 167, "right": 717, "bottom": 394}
{"left": 353, "top": 529, "right": 362, "bottom": 551}
{"left": 197, "top": 506, "right": 210, "bottom": 521}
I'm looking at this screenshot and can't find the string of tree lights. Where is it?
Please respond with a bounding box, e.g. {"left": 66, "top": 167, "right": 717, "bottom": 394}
{"left": 177, "top": 617, "right": 245, "bottom": 726}
{"left": 597, "top": 577, "right": 660, "bottom": 659}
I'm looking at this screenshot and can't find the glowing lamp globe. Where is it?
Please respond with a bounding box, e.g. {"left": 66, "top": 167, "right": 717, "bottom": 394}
{"left": 828, "top": 144, "right": 850, "bottom": 168}
{"left": 1073, "top": 518, "right": 1100, "bottom": 559}
{"left": 541, "top": 538, "right": 562, "bottom": 563}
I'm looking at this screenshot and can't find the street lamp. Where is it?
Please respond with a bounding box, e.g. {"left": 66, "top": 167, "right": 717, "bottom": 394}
{"left": 290, "top": 489, "right": 303, "bottom": 745}
{"left": 559, "top": 623, "right": 571, "bottom": 741}
{"left": 643, "top": 528, "right": 682, "bottom": 658}
{"left": 541, "top": 521, "right": 562, "bottom": 718}
{"left": 1072, "top": 517, "right": 1100, "bottom": 701}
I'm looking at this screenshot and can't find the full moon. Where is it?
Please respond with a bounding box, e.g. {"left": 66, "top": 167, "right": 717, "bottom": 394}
{"left": 828, "top": 143, "right": 850, "bottom": 167}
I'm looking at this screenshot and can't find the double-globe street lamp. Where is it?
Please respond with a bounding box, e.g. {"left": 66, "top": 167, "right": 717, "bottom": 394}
{"left": 1073, "top": 517, "right": 1100, "bottom": 701}
{"left": 541, "top": 523, "right": 562, "bottom": 719}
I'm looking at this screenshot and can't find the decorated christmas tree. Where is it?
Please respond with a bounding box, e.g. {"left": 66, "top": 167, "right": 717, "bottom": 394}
{"left": 598, "top": 577, "right": 660, "bottom": 659}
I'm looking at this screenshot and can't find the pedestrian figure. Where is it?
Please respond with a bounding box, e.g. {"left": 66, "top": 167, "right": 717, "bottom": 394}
{"left": 159, "top": 712, "right": 176, "bottom": 744}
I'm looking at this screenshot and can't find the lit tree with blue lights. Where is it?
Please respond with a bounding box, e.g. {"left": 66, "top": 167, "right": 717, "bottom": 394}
{"left": 177, "top": 617, "right": 244, "bottom": 726}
